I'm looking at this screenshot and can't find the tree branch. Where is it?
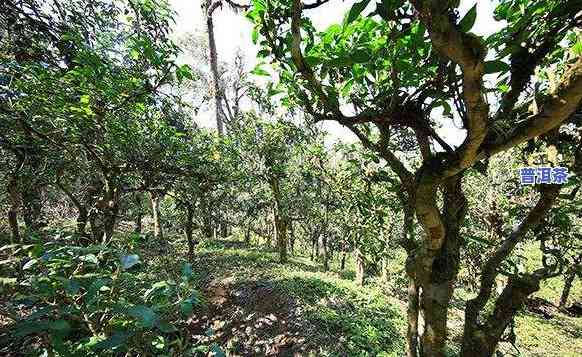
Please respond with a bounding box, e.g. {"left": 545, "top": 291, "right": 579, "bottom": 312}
{"left": 410, "top": 0, "right": 489, "bottom": 167}
{"left": 487, "top": 56, "right": 582, "bottom": 155}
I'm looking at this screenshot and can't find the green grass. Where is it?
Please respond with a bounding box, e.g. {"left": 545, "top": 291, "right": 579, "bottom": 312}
{"left": 189, "top": 241, "right": 407, "bottom": 356}
{"left": 187, "top": 236, "right": 582, "bottom": 356}
{"left": 5, "top": 227, "right": 578, "bottom": 356}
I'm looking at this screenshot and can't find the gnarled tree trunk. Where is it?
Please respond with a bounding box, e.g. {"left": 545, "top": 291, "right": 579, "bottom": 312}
{"left": 319, "top": 233, "right": 328, "bottom": 271}
{"left": 150, "top": 190, "right": 163, "bottom": 240}
{"left": 269, "top": 176, "right": 287, "bottom": 263}
{"left": 7, "top": 173, "right": 21, "bottom": 243}
{"left": 355, "top": 248, "right": 365, "bottom": 286}
{"left": 244, "top": 227, "right": 251, "bottom": 245}
{"left": 134, "top": 193, "right": 143, "bottom": 233}
{"left": 461, "top": 185, "right": 560, "bottom": 357}
{"left": 560, "top": 270, "right": 576, "bottom": 308}
{"left": 22, "top": 185, "right": 43, "bottom": 232}
{"left": 184, "top": 204, "right": 195, "bottom": 261}
{"left": 559, "top": 255, "right": 581, "bottom": 308}
{"left": 56, "top": 180, "right": 88, "bottom": 238}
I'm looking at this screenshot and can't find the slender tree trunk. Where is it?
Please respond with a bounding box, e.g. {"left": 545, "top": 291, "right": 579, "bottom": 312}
{"left": 289, "top": 220, "right": 295, "bottom": 254}
{"left": 340, "top": 251, "right": 347, "bottom": 271}
{"left": 7, "top": 174, "right": 21, "bottom": 243}
{"left": 202, "top": 200, "right": 213, "bottom": 239}
{"left": 560, "top": 257, "right": 580, "bottom": 308}
{"left": 22, "top": 186, "right": 43, "bottom": 232}
{"left": 244, "top": 227, "right": 251, "bottom": 245}
{"left": 220, "top": 222, "right": 228, "bottom": 238}
{"left": 103, "top": 204, "right": 118, "bottom": 242}
{"left": 134, "top": 193, "right": 143, "bottom": 233}
{"left": 89, "top": 210, "right": 104, "bottom": 242}
{"left": 310, "top": 231, "right": 317, "bottom": 261}
{"left": 318, "top": 233, "right": 329, "bottom": 270}
{"left": 269, "top": 176, "right": 287, "bottom": 263}
{"left": 406, "top": 278, "right": 420, "bottom": 357}
{"left": 56, "top": 181, "right": 88, "bottom": 237}
{"left": 355, "top": 248, "right": 365, "bottom": 286}
{"left": 76, "top": 206, "right": 88, "bottom": 239}
{"left": 185, "top": 205, "right": 195, "bottom": 261}
{"left": 381, "top": 258, "right": 389, "bottom": 283}
{"left": 150, "top": 191, "right": 163, "bottom": 240}
{"left": 461, "top": 276, "right": 540, "bottom": 357}
{"left": 559, "top": 269, "right": 577, "bottom": 308}
{"left": 204, "top": 2, "right": 224, "bottom": 135}
{"left": 275, "top": 217, "right": 287, "bottom": 263}
{"left": 461, "top": 185, "right": 560, "bottom": 357}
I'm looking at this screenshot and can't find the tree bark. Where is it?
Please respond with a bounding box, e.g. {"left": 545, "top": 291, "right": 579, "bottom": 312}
{"left": 56, "top": 180, "right": 88, "bottom": 237}
{"left": 406, "top": 278, "right": 420, "bottom": 357}
{"left": 355, "top": 248, "right": 365, "bottom": 286}
{"left": 275, "top": 216, "right": 287, "bottom": 263}
{"left": 461, "top": 275, "right": 540, "bottom": 357}
{"left": 21, "top": 185, "right": 43, "bottom": 232}
{"left": 269, "top": 176, "right": 287, "bottom": 263}
{"left": 150, "top": 190, "right": 163, "bottom": 240}
{"left": 412, "top": 175, "right": 466, "bottom": 356}
{"left": 7, "top": 174, "right": 21, "bottom": 243}
{"left": 310, "top": 230, "right": 318, "bottom": 261}
{"left": 381, "top": 258, "right": 389, "bottom": 283}
{"left": 185, "top": 204, "right": 195, "bottom": 261}
{"left": 289, "top": 220, "right": 295, "bottom": 254}
{"left": 134, "top": 193, "right": 143, "bottom": 234}
{"left": 319, "top": 234, "right": 328, "bottom": 271}
{"left": 244, "top": 227, "right": 251, "bottom": 245}
{"left": 220, "top": 222, "right": 228, "bottom": 238}
{"left": 559, "top": 271, "right": 576, "bottom": 308}
{"left": 462, "top": 185, "right": 560, "bottom": 356}
{"left": 340, "top": 250, "right": 347, "bottom": 271}
{"left": 204, "top": 1, "right": 224, "bottom": 135}
{"left": 420, "top": 281, "right": 454, "bottom": 356}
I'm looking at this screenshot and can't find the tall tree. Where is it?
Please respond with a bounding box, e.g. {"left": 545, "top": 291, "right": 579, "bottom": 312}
{"left": 250, "top": 0, "right": 582, "bottom": 355}
{"left": 201, "top": 0, "right": 250, "bottom": 135}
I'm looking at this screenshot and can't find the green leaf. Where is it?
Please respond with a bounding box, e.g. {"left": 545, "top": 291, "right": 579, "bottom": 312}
{"left": 181, "top": 263, "right": 193, "bottom": 279}
{"left": 458, "top": 4, "right": 477, "bottom": 32}
{"left": 351, "top": 49, "right": 371, "bottom": 63}
{"left": 176, "top": 64, "right": 195, "bottom": 81}
{"left": 49, "top": 320, "right": 71, "bottom": 337}
{"left": 79, "top": 254, "right": 99, "bottom": 264}
{"left": 179, "top": 299, "right": 194, "bottom": 317}
{"left": 251, "top": 65, "right": 269, "bottom": 76}
{"left": 64, "top": 279, "right": 81, "bottom": 295}
{"left": 22, "top": 259, "right": 38, "bottom": 270}
{"left": 14, "top": 321, "right": 50, "bottom": 337}
{"left": 159, "top": 321, "right": 177, "bottom": 333}
{"left": 0, "top": 277, "right": 17, "bottom": 286}
{"left": 126, "top": 305, "right": 158, "bottom": 328}
{"left": 210, "top": 344, "right": 226, "bottom": 357}
{"left": 304, "top": 56, "right": 323, "bottom": 66}
{"left": 346, "top": 0, "right": 372, "bottom": 24}
{"left": 120, "top": 254, "right": 140, "bottom": 270}
{"left": 483, "top": 60, "right": 510, "bottom": 74}
{"left": 251, "top": 28, "right": 259, "bottom": 44}
{"left": 94, "top": 332, "right": 128, "bottom": 350}
{"left": 572, "top": 41, "right": 582, "bottom": 56}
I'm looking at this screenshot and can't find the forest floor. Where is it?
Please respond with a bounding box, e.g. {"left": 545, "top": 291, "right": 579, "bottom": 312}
{"left": 2, "top": 229, "right": 581, "bottom": 356}
{"left": 146, "top": 236, "right": 582, "bottom": 356}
